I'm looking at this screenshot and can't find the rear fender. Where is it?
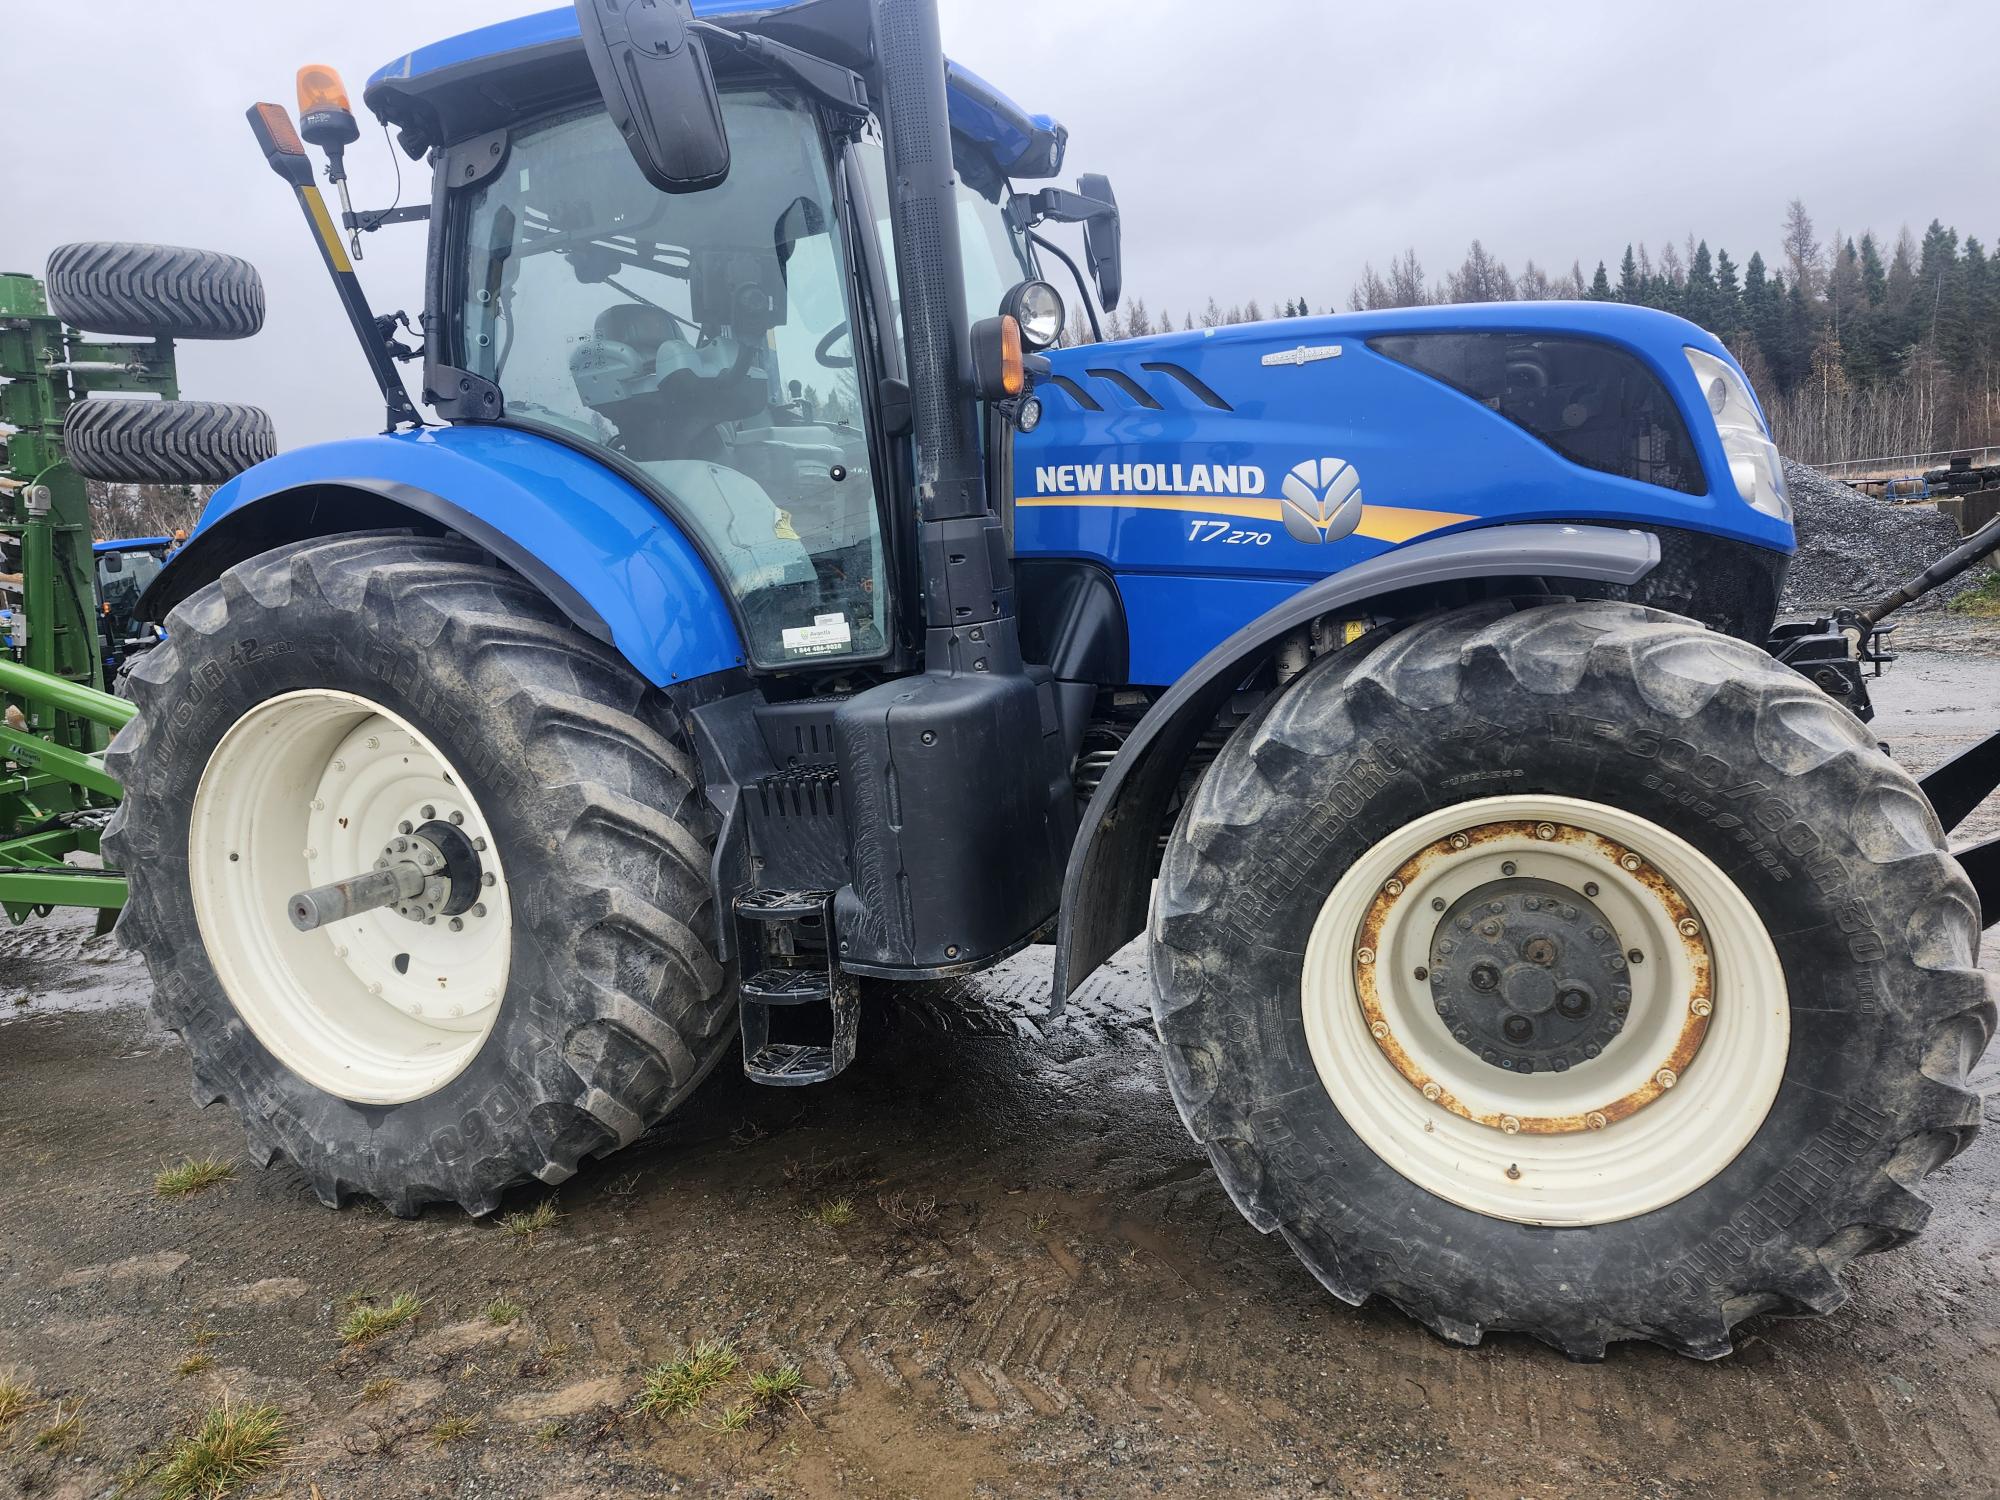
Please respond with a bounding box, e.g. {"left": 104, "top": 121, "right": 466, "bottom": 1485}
{"left": 1053, "top": 523, "right": 1661, "bottom": 1001}
{"left": 143, "top": 425, "right": 743, "bottom": 685}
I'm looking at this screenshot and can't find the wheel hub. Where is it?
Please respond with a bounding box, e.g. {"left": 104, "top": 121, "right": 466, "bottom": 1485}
{"left": 1353, "top": 817, "right": 1718, "bottom": 1136}
{"left": 1428, "top": 879, "right": 1630, "bottom": 1074}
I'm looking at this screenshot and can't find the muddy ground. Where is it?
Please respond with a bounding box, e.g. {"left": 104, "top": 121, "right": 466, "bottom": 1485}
{"left": 3, "top": 647, "right": 1996, "bottom": 1499}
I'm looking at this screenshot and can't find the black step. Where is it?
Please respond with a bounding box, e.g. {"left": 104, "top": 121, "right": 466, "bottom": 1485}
{"left": 743, "top": 1042, "right": 844, "bottom": 1087}
{"left": 742, "top": 967, "right": 831, "bottom": 1006}
{"left": 735, "top": 888, "right": 835, "bottom": 924}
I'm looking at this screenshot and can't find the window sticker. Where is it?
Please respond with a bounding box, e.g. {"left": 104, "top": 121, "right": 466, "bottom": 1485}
{"left": 781, "top": 613, "right": 853, "bottom": 657}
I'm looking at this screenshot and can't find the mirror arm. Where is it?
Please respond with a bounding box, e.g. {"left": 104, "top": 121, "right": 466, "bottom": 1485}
{"left": 1009, "top": 187, "right": 1117, "bottom": 231}
{"left": 689, "top": 21, "right": 871, "bottom": 118}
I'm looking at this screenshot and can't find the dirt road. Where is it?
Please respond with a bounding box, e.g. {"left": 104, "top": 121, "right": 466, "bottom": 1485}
{"left": 3, "top": 648, "right": 1996, "bottom": 1499}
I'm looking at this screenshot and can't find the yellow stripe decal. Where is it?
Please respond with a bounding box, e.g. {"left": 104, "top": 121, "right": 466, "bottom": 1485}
{"left": 1016, "top": 494, "right": 1475, "bottom": 544}
{"left": 302, "top": 185, "right": 354, "bottom": 274}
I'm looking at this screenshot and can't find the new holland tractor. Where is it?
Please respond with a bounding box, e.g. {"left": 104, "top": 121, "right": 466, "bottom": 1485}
{"left": 105, "top": 0, "right": 1996, "bottom": 1359}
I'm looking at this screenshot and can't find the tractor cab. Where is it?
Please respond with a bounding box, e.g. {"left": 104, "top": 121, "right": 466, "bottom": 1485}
{"left": 357, "top": 2, "right": 1115, "bottom": 673}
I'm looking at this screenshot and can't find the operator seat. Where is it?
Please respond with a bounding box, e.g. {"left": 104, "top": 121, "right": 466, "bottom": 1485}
{"left": 569, "top": 302, "right": 768, "bottom": 461}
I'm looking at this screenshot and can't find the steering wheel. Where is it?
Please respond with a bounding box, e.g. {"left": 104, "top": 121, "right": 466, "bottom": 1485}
{"left": 815, "top": 322, "right": 853, "bottom": 369}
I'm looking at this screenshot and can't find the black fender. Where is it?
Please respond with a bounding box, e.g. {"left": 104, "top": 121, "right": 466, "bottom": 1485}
{"left": 1052, "top": 522, "right": 1662, "bottom": 1001}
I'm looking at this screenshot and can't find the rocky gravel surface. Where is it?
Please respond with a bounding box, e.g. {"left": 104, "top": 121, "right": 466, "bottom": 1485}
{"left": 1782, "top": 459, "right": 1993, "bottom": 613}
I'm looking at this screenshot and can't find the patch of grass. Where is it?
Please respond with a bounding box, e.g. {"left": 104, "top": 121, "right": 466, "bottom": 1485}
{"left": 32, "top": 1400, "right": 83, "bottom": 1453}
{"left": 804, "top": 1196, "right": 854, "bottom": 1229}
{"left": 483, "top": 1296, "right": 523, "bottom": 1326}
{"left": 748, "top": 1364, "right": 806, "bottom": 1408}
{"left": 338, "top": 1292, "right": 421, "bottom": 1346}
{"left": 499, "top": 1198, "right": 562, "bottom": 1243}
{"left": 154, "top": 1156, "right": 236, "bottom": 1199}
{"left": 533, "top": 1420, "right": 567, "bottom": 1445}
{"left": 704, "top": 1400, "right": 753, "bottom": 1433}
{"left": 0, "top": 1373, "right": 33, "bottom": 1426}
{"left": 1948, "top": 569, "right": 2000, "bottom": 617}
{"left": 358, "top": 1377, "right": 399, "bottom": 1403}
{"left": 429, "top": 1414, "right": 480, "bottom": 1445}
{"left": 636, "top": 1339, "right": 739, "bottom": 1418}
{"left": 174, "top": 1352, "right": 214, "bottom": 1376}
{"left": 153, "top": 1401, "right": 288, "bottom": 1500}
{"left": 877, "top": 1191, "right": 938, "bottom": 1232}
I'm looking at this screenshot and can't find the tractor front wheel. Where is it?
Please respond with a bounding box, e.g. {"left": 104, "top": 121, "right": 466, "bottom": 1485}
{"left": 103, "top": 533, "right": 736, "bottom": 1215}
{"left": 1151, "top": 599, "right": 1993, "bottom": 1357}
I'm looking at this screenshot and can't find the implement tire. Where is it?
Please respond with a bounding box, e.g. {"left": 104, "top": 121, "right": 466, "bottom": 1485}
{"left": 103, "top": 533, "right": 736, "bottom": 1216}
{"left": 1151, "top": 599, "right": 1993, "bottom": 1358}
{"left": 45, "top": 242, "right": 265, "bottom": 340}
{"left": 64, "top": 398, "right": 275, "bottom": 485}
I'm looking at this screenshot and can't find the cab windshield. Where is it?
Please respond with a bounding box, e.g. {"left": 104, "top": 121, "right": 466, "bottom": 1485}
{"left": 458, "top": 89, "right": 885, "bottom": 668}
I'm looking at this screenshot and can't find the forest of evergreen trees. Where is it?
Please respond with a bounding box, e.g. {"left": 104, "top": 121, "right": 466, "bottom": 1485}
{"left": 1076, "top": 200, "right": 1998, "bottom": 466}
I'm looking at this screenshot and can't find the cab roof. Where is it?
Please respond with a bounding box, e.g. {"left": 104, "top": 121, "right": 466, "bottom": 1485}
{"left": 363, "top": 2, "right": 1065, "bottom": 180}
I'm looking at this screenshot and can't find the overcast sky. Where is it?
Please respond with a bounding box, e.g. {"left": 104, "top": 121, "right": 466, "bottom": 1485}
{"left": 6, "top": 1, "right": 1995, "bottom": 449}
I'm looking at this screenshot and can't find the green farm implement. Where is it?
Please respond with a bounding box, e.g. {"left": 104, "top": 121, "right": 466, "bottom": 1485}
{"left": 1, "top": 250, "right": 271, "bottom": 923}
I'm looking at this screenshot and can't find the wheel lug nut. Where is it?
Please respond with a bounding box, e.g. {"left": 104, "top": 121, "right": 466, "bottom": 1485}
{"left": 473, "top": 903, "right": 488, "bottom": 919}
{"left": 450, "top": 810, "right": 465, "bottom": 826}
{"left": 482, "top": 872, "right": 496, "bottom": 888}
{"left": 1655, "top": 1068, "right": 1678, "bottom": 1089}
{"left": 1501, "top": 861, "right": 1517, "bottom": 876}
{"left": 1414, "top": 966, "right": 1429, "bottom": 981}
{"left": 473, "top": 838, "right": 487, "bottom": 852}
{"left": 1628, "top": 949, "right": 1645, "bottom": 965}
{"left": 1534, "top": 823, "right": 1556, "bottom": 841}
{"left": 1431, "top": 897, "right": 1447, "bottom": 912}
{"left": 1586, "top": 1111, "right": 1607, "bottom": 1130}
{"left": 422, "top": 804, "right": 436, "bottom": 819}
{"left": 1500, "top": 1114, "right": 1522, "bottom": 1134}
{"left": 1690, "top": 997, "right": 1713, "bottom": 1017}
{"left": 449, "top": 917, "right": 464, "bottom": 932}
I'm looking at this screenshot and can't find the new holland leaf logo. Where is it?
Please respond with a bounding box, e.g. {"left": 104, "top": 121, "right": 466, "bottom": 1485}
{"left": 1279, "top": 458, "right": 1364, "bottom": 544}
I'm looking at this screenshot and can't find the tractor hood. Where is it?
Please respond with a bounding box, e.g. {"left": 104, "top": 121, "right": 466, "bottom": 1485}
{"left": 1014, "top": 301, "right": 1792, "bottom": 686}
{"left": 363, "top": 1, "right": 1066, "bottom": 179}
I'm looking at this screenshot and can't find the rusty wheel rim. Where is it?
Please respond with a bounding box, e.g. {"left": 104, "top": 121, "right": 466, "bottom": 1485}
{"left": 1300, "top": 794, "right": 1788, "bottom": 1226}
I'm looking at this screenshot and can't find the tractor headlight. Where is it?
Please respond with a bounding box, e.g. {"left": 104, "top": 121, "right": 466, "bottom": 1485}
{"left": 1003, "top": 280, "right": 1066, "bottom": 351}
{"left": 1683, "top": 346, "right": 1789, "bottom": 523}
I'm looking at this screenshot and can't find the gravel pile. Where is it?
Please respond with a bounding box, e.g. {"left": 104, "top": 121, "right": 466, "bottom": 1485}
{"left": 1780, "top": 459, "right": 1988, "bottom": 613}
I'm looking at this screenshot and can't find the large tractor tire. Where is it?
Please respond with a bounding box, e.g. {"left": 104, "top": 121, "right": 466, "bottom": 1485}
{"left": 64, "top": 398, "right": 275, "bottom": 485}
{"left": 102, "top": 533, "right": 737, "bottom": 1215}
{"left": 1152, "top": 599, "right": 1993, "bottom": 1358}
{"left": 45, "top": 242, "right": 265, "bottom": 341}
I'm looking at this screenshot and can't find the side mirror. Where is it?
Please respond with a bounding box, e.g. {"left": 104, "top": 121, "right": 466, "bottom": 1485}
{"left": 1077, "top": 173, "right": 1122, "bottom": 312}
{"left": 573, "top": 0, "right": 730, "bottom": 194}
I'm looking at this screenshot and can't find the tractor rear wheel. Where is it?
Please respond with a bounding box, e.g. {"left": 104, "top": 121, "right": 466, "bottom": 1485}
{"left": 1151, "top": 599, "right": 1993, "bottom": 1358}
{"left": 103, "top": 533, "right": 736, "bottom": 1215}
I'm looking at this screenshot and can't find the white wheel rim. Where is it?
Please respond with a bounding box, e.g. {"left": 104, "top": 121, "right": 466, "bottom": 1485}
{"left": 1301, "top": 794, "right": 1787, "bottom": 1226}
{"left": 188, "top": 690, "right": 512, "bottom": 1105}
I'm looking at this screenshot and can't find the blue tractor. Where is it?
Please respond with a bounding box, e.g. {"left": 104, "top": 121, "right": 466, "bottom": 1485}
{"left": 107, "top": 0, "right": 1996, "bottom": 1359}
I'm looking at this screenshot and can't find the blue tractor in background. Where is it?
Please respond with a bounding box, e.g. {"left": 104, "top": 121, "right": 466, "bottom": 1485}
{"left": 106, "top": 0, "right": 1995, "bottom": 1359}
